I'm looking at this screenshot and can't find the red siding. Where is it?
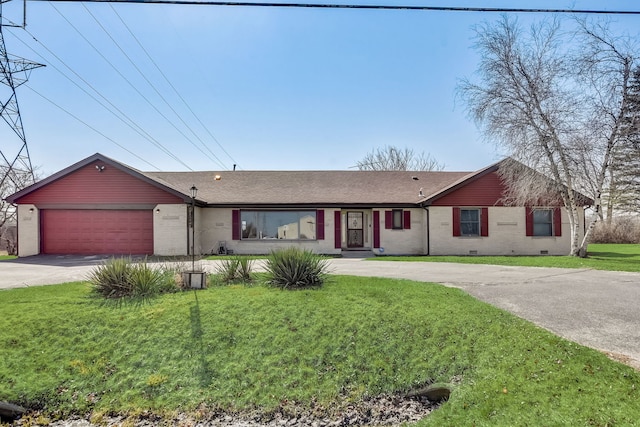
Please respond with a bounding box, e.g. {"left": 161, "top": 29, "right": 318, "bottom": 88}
{"left": 41, "top": 210, "right": 153, "bottom": 255}
{"left": 431, "top": 172, "right": 506, "bottom": 206}
{"left": 17, "top": 163, "right": 182, "bottom": 205}
{"left": 373, "top": 210, "right": 380, "bottom": 248}
{"left": 316, "top": 209, "right": 325, "bottom": 240}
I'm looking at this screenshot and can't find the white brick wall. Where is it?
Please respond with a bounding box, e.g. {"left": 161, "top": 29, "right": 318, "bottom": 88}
{"left": 376, "top": 208, "right": 427, "bottom": 255}
{"left": 153, "top": 204, "right": 188, "bottom": 256}
{"left": 428, "top": 206, "right": 583, "bottom": 256}
{"left": 17, "top": 204, "right": 39, "bottom": 257}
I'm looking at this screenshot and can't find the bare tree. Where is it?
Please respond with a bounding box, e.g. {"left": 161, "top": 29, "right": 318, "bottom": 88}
{"left": 1, "top": 166, "right": 36, "bottom": 255}
{"left": 459, "top": 16, "right": 638, "bottom": 257}
{"left": 356, "top": 145, "right": 444, "bottom": 171}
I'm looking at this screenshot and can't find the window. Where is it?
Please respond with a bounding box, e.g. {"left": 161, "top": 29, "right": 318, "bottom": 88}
{"left": 392, "top": 209, "right": 403, "bottom": 229}
{"left": 460, "top": 209, "right": 480, "bottom": 236}
{"left": 533, "top": 209, "right": 553, "bottom": 236}
{"left": 385, "top": 210, "right": 411, "bottom": 230}
{"left": 240, "top": 210, "right": 316, "bottom": 240}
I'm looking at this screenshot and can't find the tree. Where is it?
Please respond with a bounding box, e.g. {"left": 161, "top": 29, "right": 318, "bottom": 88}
{"left": 356, "top": 145, "right": 444, "bottom": 171}
{"left": 1, "top": 166, "right": 35, "bottom": 255}
{"left": 459, "top": 16, "right": 638, "bottom": 257}
{"left": 606, "top": 65, "right": 640, "bottom": 218}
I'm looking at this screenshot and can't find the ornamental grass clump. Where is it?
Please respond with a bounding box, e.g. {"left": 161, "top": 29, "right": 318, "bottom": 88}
{"left": 214, "top": 256, "right": 255, "bottom": 285}
{"left": 89, "top": 257, "right": 178, "bottom": 299}
{"left": 265, "top": 247, "right": 330, "bottom": 289}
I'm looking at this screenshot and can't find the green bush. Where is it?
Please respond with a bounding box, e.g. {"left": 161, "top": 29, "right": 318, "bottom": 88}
{"left": 265, "top": 247, "right": 330, "bottom": 289}
{"left": 214, "top": 256, "right": 254, "bottom": 284}
{"left": 88, "top": 257, "right": 178, "bottom": 298}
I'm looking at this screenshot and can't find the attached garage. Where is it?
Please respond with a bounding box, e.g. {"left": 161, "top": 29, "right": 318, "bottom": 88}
{"left": 41, "top": 209, "right": 153, "bottom": 255}
{"left": 6, "top": 153, "right": 189, "bottom": 257}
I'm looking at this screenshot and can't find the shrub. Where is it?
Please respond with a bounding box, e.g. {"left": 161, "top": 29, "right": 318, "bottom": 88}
{"left": 591, "top": 217, "right": 640, "bottom": 244}
{"left": 265, "top": 247, "right": 330, "bottom": 289}
{"left": 214, "top": 256, "right": 254, "bottom": 284}
{"left": 88, "top": 257, "right": 178, "bottom": 299}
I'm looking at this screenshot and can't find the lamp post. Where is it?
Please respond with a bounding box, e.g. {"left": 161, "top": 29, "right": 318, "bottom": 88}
{"left": 190, "top": 185, "right": 197, "bottom": 272}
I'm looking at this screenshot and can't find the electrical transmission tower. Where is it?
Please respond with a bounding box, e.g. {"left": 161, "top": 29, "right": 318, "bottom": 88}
{"left": 0, "top": 0, "right": 44, "bottom": 191}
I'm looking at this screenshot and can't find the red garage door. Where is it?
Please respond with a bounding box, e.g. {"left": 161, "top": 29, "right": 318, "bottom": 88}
{"left": 41, "top": 210, "right": 153, "bottom": 255}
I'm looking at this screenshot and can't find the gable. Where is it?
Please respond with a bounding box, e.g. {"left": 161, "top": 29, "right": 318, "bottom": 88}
{"left": 430, "top": 171, "right": 507, "bottom": 206}
{"left": 15, "top": 162, "right": 183, "bottom": 205}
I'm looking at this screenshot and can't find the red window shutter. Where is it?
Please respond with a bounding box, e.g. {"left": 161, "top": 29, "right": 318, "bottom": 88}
{"left": 452, "top": 207, "right": 461, "bottom": 237}
{"left": 385, "top": 210, "right": 392, "bottom": 229}
{"left": 316, "top": 210, "right": 325, "bottom": 240}
{"left": 525, "top": 207, "right": 534, "bottom": 236}
{"left": 403, "top": 210, "right": 411, "bottom": 230}
{"left": 334, "top": 211, "right": 341, "bottom": 249}
{"left": 373, "top": 210, "right": 381, "bottom": 248}
{"left": 232, "top": 210, "right": 240, "bottom": 240}
{"left": 481, "top": 207, "right": 489, "bottom": 237}
{"left": 554, "top": 208, "right": 562, "bottom": 237}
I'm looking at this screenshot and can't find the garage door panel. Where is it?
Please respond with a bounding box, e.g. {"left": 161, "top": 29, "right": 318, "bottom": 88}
{"left": 41, "top": 210, "right": 153, "bottom": 255}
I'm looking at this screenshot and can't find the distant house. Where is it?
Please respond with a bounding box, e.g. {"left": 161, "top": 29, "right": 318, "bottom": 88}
{"left": 4, "top": 153, "right": 591, "bottom": 257}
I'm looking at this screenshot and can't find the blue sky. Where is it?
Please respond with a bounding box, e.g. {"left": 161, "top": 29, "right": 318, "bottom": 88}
{"left": 1, "top": 0, "right": 639, "bottom": 175}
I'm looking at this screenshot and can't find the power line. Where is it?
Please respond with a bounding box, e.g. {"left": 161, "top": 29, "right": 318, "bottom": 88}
{"left": 48, "top": 2, "right": 197, "bottom": 169}
{"left": 24, "top": 84, "right": 162, "bottom": 170}
{"left": 32, "top": 1, "right": 640, "bottom": 15}
{"left": 108, "top": 3, "right": 240, "bottom": 169}
{"left": 82, "top": 3, "right": 229, "bottom": 169}
{"left": 9, "top": 21, "right": 194, "bottom": 170}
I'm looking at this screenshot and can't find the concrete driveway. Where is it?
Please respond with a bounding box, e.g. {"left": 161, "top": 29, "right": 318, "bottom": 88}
{"left": 2, "top": 255, "right": 639, "bottom": 369}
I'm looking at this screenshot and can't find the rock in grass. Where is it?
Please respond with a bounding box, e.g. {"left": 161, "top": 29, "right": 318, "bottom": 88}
{"left": 0, "top": 401, "right": 26, "bottom": 420}
{"left": 405, "top": 384, "right": 451, "bottom": 402}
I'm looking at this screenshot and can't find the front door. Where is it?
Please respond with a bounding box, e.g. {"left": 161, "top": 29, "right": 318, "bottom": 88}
{"left": 347, "top": 211, "right": 364, "bottom": 248}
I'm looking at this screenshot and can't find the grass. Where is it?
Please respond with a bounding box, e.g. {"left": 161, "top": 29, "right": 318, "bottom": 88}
{"left": 1, "top": 277, "right": 639, "bottom": 425}
{"left": 373, "top": 243, "right": 640, "bottom": 272}
{"left": 0, "top": 255, "right": 17, "bottom": 261}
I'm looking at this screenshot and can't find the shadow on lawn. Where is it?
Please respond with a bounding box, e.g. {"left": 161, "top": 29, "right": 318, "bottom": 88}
{"left": 190, "top": 291, "right": 214, "bottom": 387}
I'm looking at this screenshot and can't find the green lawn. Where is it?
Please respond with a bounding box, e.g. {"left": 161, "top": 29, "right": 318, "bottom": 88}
{"left": 0, "top": 255, "right": 17, "bottom": 261}
{"left": 1, "top": 277, "right": 639, "bottom": 426}
{"left": 373, "top": 243, "right": 640, "bottom": 272}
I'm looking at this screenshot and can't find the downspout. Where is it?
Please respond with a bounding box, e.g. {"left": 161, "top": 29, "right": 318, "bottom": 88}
{"left": 422, "top": 204, "right": 430, "bottom": 256}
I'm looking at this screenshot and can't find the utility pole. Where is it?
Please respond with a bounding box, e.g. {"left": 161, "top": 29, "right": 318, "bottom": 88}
{"left": 0, "top": 0, "right": 44, "bottom": 191}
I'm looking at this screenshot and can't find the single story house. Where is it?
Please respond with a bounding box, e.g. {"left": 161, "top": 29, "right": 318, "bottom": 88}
{"left": 5, "top": 153, "right": 590, "bottom": 257}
